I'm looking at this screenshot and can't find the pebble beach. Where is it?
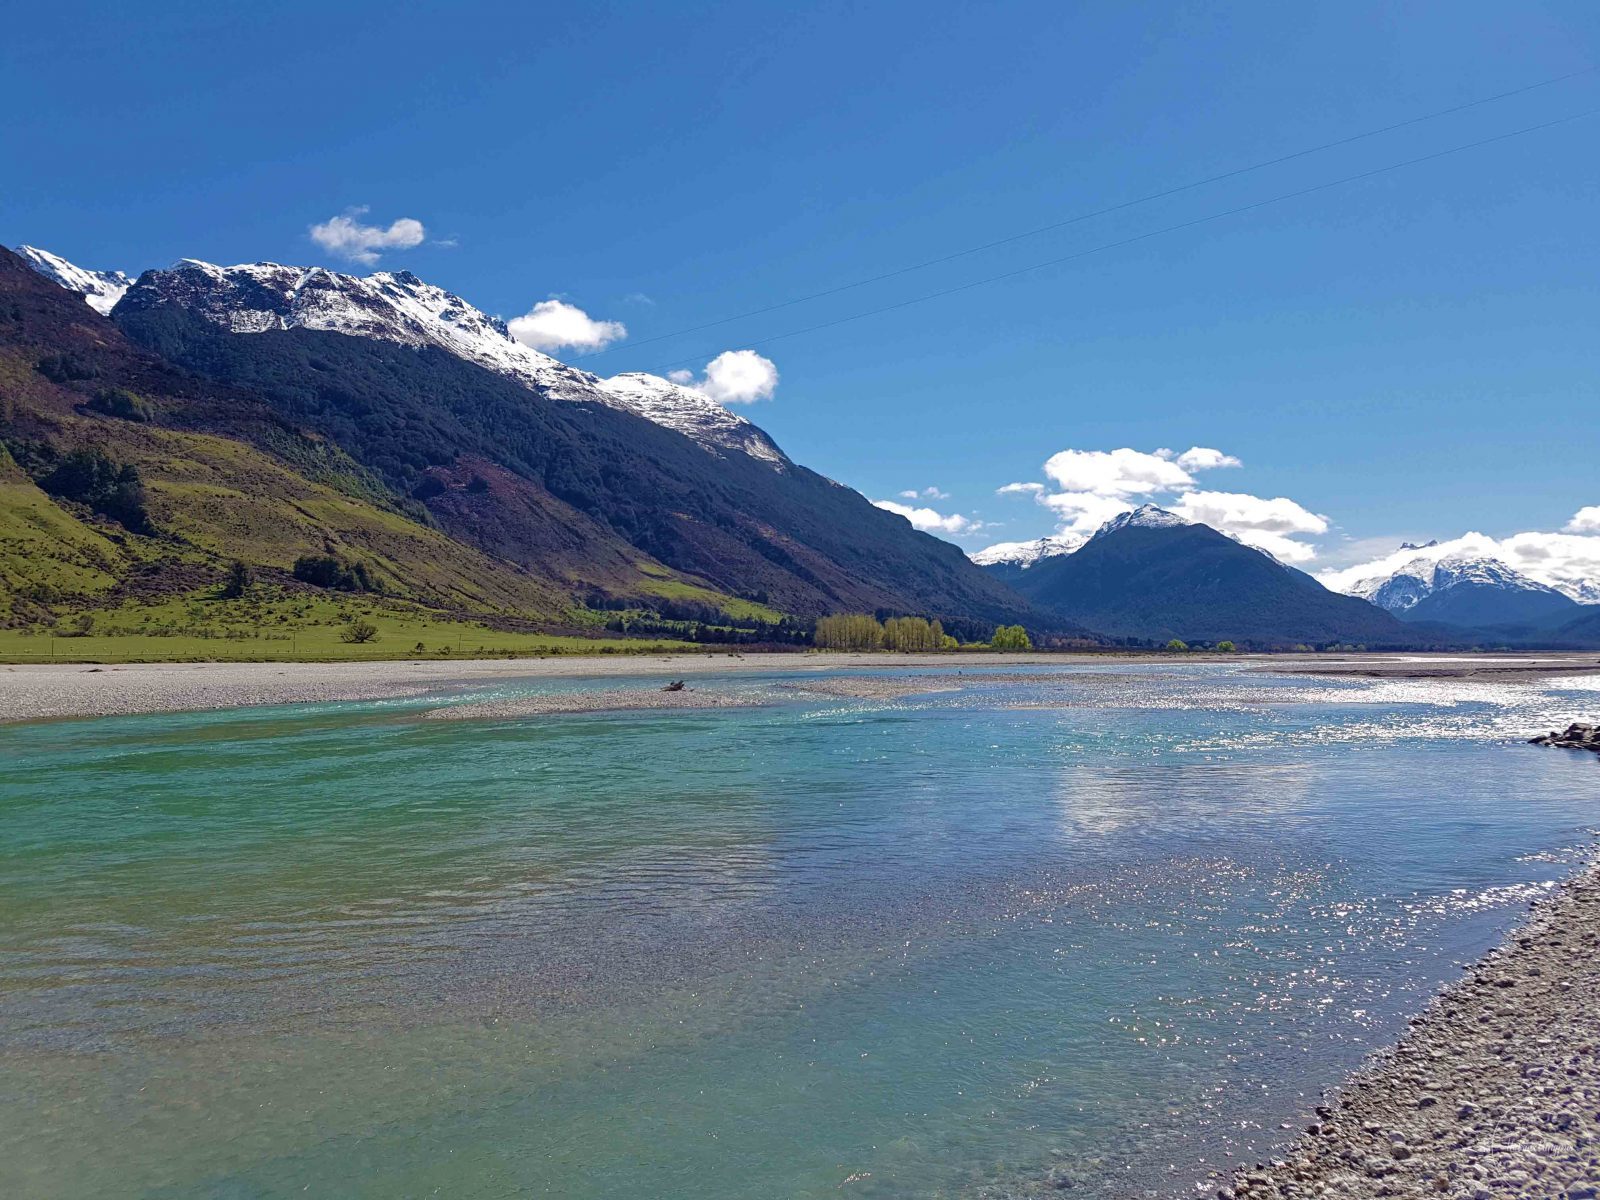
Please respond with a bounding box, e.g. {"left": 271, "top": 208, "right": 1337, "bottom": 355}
{"left": 1220, "top": 848, "right": 1600, "bottom": 1200}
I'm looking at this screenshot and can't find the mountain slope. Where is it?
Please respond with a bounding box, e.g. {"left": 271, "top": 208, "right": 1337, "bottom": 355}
{"left": 1003, "top": 509, "right": 1409, "bottom": 645}
{"left": 3, "top": 245, "right": 1029, "bottom": 626}
{"left": 113, "top": 296, "right": 1025, "bottom": 620}
{"left": 0, "top": 248, "right": 576, "bottom": 620}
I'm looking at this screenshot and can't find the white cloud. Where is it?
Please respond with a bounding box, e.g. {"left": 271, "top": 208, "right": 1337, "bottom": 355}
{"left": 873, "top": 499, "right": 979, "bottom": 536}
{"left": 1174, "top": 447, "right": 1242, "bottom": 472}
{"left": 997, "top": 481, "right": 1045, "bottom": 495}
{"left": 898, "top": 486, "right": 949, "bottom": 500}
{"left": 508, "top": 299, "right": 628, "bottom": 353}
{"left": 1168, "top": 490, "right": 1328, "bottom": 563}
{"left": 308, "top": 207, "right": 427, "bottom": 265}
{"left": 1319, "top": 529, "right": 1600, "bottom": 602}
{"left": 1042, "top": 447, "right": 1194, "bottom": 496}
{"left": 667, "top": 351, "right": 780, "bottom": 405}
{"left": 1566, "top": 506, "right": 1600, "bottom": 534}
{"left": 696, "top": 350, "right": 779, "bottom": 405}
{"left": 1042, "top": 490, "right": 1140, "bottom": 533}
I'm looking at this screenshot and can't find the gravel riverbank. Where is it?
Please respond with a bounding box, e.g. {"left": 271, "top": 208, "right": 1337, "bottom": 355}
{"left": 1218, "top": 850, "right": 1600, "bottom": 1200}
{"left": 0, "top": 653, "right": 1061, "bottom": 724}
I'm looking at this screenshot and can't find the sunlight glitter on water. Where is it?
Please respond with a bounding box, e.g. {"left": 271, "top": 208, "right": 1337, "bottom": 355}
{"left": 0, "top": 663, "right": 1595, "bottom": 1200}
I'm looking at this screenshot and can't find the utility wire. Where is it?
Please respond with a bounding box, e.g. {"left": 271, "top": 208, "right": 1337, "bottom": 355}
{"left": 643, "top": 104, "right": 1600, "bottom": 374}
{"left": 574, "top": 65, "right": 1596, "bottom": 362}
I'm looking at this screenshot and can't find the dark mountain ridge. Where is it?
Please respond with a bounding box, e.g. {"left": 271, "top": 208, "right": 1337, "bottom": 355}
{"left": 992, "top": 515, "right": 1414, "bottom": 647}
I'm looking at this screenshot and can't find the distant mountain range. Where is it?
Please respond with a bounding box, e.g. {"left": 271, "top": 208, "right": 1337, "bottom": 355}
{"left": 1348, "top": 553, "right": 1579, "bottom": 625}
{"left": 978, "top": 505, "right": 1411, "bottom": 647}
{"left": 1, "top": 244, "right": 1025, "bottom": 633}
{"left": 1331, "top": 547, "right": 1599, "bottom": 642}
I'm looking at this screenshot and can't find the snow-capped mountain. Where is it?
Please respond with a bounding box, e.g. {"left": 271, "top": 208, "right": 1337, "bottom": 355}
{"left": 971, "top": 505, "right": 1191, "bottom": 571}
{"left": 969, "top": 532, "right": 1085, "bottom": 569}
{"left": 1091, "top": 503, "right": 1190, "bottom": 539}
{"left": 1345, "top": 552, "right": 1579, "bottom": 627}
{"left": 1322, "top": 534, "right": 1600, "bottom": 607}
{"left": 15, "top": 245, "right": 131, "bottom": 315}
{"left": 20, "top": 248, "right": 787, "bottom": 467}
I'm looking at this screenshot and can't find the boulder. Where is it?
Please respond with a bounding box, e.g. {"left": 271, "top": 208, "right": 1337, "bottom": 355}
{"left": 1527, "top": 723, "right": 1600, "bottom": 755}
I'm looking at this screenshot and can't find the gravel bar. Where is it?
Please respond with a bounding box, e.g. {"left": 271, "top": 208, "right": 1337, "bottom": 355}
{"left": 1219, "top": 851, "right": 1600, "bottom": 1200}
{"left": 423, "top": 687, "right": 772, "bottom": 720}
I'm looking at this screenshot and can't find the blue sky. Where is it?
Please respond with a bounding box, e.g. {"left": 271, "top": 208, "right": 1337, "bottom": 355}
{"left": 3, "top": 0, "right": 1597, "bottom": 574}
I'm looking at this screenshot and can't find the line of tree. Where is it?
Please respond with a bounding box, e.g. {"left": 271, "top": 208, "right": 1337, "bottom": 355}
{"left": 882, "top": 615, "right": 952, "bottom": 651}
{"left": 814, "top": 613, "right": 993, "bottom": 651}
{"left": 814, "top": 613, "right": 890, "bottom": 650}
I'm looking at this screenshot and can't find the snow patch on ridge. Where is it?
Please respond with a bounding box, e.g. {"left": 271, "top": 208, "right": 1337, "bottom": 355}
{"left": 112, "top": 258, "right": 788, "bottom": 466}
{"left": 969, "top": 533, "right": 1086, "bottom": 568}
{"left": 15, "top": 245, "right": 132, "bottom": 315}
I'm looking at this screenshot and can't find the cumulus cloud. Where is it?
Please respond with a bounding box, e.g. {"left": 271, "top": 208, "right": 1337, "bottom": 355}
{"left": 1172, "top": 447, "right": 1242, "bottom": 472}
{"left": 873, "top": 499, "right": 979, "bottom": 536}
{"left": 508, "top": 299, "right": 628, "bottom": 353}
{"left": 666, "top": 351, "right": 781, "bottom": 405}
{"left": 697, "top": 350, "right": 779, "bottom": 405}
{"left": 997, "top": 481, "right": 1045, "bottom": 495}
{"left": 1566, "top": 506, "right": 1600, "bottom": 535}
{"left": 1042, "top": 447, "right": 1194, "bottom": 496}
{"left": 1168, "top": 490, "right": 1328, "bottom": 563}
{"left": 1041, "top": 490, "right": 1141, "bottom": 532}
{"left": 1319, "top": 529, "right": 1600, "bottom": 602}
{"left": 898, "top": 486, "right": 949, "bottom": 500}
{"left": 308, "top": 207, "right": 427, "bottom": 265}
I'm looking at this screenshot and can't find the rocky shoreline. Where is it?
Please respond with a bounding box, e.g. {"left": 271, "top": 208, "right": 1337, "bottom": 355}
{"left": 1216, "top": 849, "right": 1600, "bottom": 1200}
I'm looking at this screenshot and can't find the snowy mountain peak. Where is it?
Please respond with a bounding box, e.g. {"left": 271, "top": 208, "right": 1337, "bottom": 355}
{"left": 15, "top": 245, "right": 132, "bottom": 315}
{"left": 1093, "top": 504, "right": 1189, "bottom": 538}
{"left": 116, "top": 258, "right": 787, "bottom": 465}
{"left": 1399, "top": 539, "right": 1439, "bottom": 552}
{"left": 1351, "top": 552, "right": 1565, "bottom": 613}
{"left": 969, "top": 532, "right": 1086, "bottom": 569}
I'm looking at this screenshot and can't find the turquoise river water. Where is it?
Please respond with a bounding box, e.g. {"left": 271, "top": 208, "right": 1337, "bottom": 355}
{"left": 1, "top": 662, "right": 1597, "bottom": 1199}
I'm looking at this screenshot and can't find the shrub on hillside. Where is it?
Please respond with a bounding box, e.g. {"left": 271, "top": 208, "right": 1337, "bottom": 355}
{"left": 38, "top": 447, "right": 154, "bottom": 534}
{"left": 292, "top": 554, "right": 377, "bottom": 592}
{"left": 86, "top": 388, "right": 152, "bottom": 422}
{"left": 35, "top": 353, "right": 98, "bottom": 384}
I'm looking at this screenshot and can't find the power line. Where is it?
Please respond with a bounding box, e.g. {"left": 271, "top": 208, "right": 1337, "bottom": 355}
{"left": 642, "top": 105, "right": 1600, "bottom": 374}
{"left": 574, "top": 65, "right": 1596, "bottom": 362}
